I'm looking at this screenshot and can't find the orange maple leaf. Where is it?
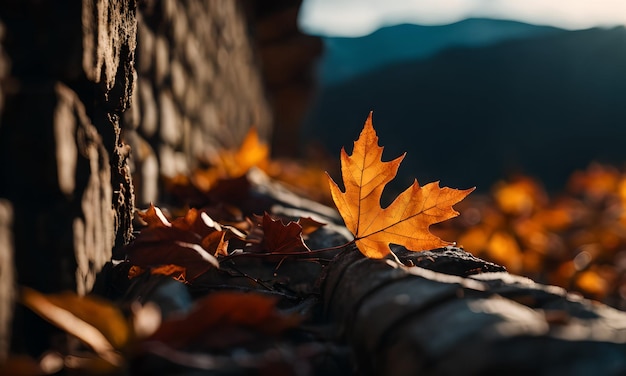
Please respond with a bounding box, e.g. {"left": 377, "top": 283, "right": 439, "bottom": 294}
{"left": 328, "top": 112, "right": 475, "bottom": 258}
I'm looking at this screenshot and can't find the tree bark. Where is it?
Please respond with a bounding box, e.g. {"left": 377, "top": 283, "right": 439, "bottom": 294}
{"left": 322, "top": 246, "right": 626, "bottom": 375}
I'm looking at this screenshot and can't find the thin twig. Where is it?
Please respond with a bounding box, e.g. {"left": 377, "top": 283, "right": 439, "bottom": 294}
{"left": 219, "top": 262, "right": 275, "bottom": 291}
{"left": 220, "top": 240, "right": 355, "bottom": 262}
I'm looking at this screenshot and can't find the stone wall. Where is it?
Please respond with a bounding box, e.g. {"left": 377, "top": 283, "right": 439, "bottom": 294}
{"left": 124, "top": 0, "right": 272, "bottom": 206}
{"left": 0, "top": 0, "right": 317, "bottom": 361}
{"left": 0, "top": 0, "right": 136, "bottom": 358}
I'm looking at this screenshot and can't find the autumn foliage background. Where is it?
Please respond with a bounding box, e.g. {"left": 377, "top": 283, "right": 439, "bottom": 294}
{"left": 437, "top": 164, "right": 626, "bottom": 309}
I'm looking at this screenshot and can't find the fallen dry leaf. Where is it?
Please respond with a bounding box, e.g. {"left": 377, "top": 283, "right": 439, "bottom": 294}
{"left": 128, "top": 264, "right": 188, "bottom": 283}
{"left": 260, "top": 213, "right": 311, "bottom": 254}
{"left": 297, "top": 216, "right": 326, "bottom": 236}
{"left": 328, "top": 112, "right": 474, "bottom": 258}
{"left": 0, "top": 354, "right": 52, "bottom": 376}
{"left": 147, "top": 291, "right": 301, "bottom": 349}
{"left": 125, "top": 205, "right": 221, "bottom": 281}
{"left": 19, "top": 287, "right": 127, "bottom": 367}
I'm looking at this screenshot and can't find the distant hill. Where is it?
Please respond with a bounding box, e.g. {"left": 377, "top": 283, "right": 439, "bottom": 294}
{"left": 303, "top": 26, "right": 626, "bottom": 193}
{"left": 319, "top": 18, "right": 564, "bottom": 87}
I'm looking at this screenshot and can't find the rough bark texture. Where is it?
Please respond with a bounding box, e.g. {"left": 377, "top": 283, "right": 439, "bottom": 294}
{"left": 323, "top": 246, "right": 626, "bottom": 375}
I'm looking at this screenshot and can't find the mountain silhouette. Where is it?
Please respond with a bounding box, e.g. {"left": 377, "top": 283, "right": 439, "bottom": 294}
{"left": 320, "top": 18, "right": 564, "bottom": 87}
{"left": 303, "top": 25, "right": 626, "bottom": 193}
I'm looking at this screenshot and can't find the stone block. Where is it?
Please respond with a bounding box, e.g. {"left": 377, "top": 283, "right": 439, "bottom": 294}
{"left": 170, "top": 59, "right": 186, "bottom": 103}
{"left": 158, "top": 89, "right": 181, "bottom": 146}
{"left": 154, "top": 34, "right": 170, "bottom": 87}
{"left": 136, "top": 13, "right": 155, "bottom": 75}
{"left": 138, "top": 78, "right": 157, "bottom": 136}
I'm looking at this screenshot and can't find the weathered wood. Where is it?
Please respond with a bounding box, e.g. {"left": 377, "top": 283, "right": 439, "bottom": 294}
{"left": 322, "top": 246, "right": 626, "bottom": 375}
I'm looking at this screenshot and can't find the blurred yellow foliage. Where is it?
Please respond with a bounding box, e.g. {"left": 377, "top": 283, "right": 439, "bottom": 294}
{"left": 440, "top": 163, "right": 626, "bottom": 309}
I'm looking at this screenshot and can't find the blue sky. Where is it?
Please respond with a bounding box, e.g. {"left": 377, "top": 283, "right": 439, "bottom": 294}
{"left": 299, "top": 0, "right": 626, "bottom": 37}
